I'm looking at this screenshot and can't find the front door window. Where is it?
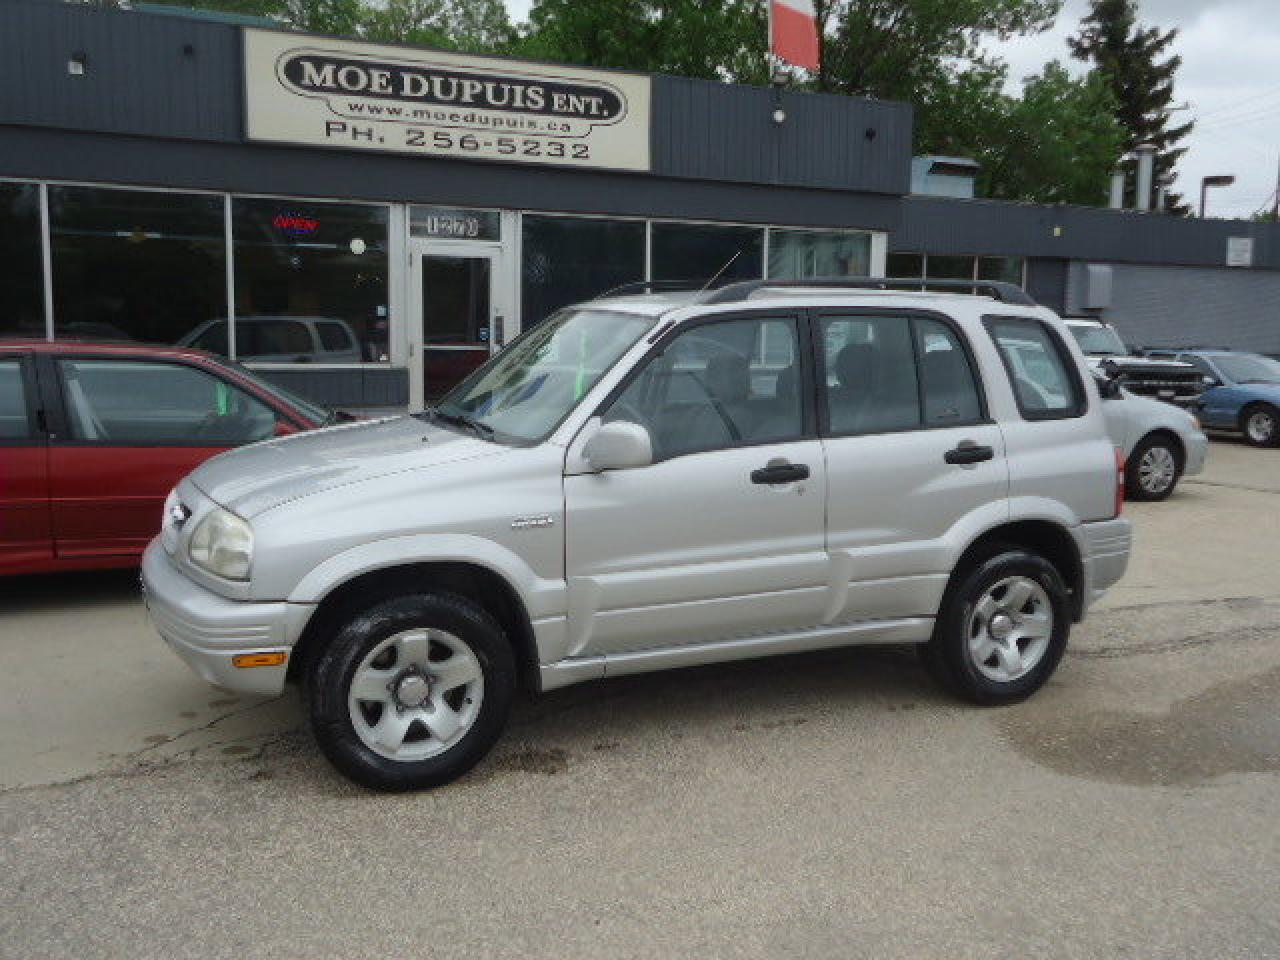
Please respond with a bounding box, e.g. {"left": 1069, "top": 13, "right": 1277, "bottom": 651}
{"left": 421, "top": 254, "right": 493, "bottom": 402}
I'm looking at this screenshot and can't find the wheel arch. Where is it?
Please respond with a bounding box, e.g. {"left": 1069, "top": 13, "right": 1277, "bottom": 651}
{"left": 1239, "top": 399, "right": 1278, "bottom": 429}
{"left": 286, "top": 559, "right": 543, "bottom": 693}
{"left": 951, "top": 519, "right": 1085, "bottom": 622}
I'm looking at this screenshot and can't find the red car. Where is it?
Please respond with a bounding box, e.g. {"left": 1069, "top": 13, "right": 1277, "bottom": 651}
{"left": 0, "top": 340, "right": 333, "bottom": 575}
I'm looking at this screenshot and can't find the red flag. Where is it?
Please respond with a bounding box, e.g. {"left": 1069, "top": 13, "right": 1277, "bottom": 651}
{"left": 770, "top": 0, "right": 820, "bottom": 72}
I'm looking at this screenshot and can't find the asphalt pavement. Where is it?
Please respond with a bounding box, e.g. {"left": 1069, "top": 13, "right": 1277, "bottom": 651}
{"left": 2, "top": 438, "right": 1279, "bottom": 959}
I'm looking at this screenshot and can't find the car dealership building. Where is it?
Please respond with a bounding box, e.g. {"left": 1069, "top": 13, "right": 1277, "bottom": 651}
{"left": 3, "top": 0, "right": 1279, "bottom": 410}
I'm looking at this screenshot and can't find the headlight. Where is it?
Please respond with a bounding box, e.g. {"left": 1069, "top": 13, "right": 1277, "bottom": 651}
{"left": 188, "top": 508, "right": 254, "bottom": 581}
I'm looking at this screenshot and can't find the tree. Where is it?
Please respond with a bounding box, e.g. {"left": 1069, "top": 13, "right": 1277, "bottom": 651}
{"left": 916, "top": 61, "right": 1125, "bottom": 206}
{"left": 516, "top": 0, "right": 770, "bottom": 84}
{"left": 817, "top": 0, "right": 1061, "bottom": 101}
{"left": 1069, "top": 0, "right": 1193, "bottom": 213}
{"left": 360, "top": 0, "right": 514, "bottom": 53}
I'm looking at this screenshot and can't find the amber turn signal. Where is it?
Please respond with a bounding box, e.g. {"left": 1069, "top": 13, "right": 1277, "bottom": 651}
{"left": 231, "top": 651, "right": 287, "bottom": 668}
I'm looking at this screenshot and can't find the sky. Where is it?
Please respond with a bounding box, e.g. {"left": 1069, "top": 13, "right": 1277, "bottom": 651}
{"left": 501, "top": 0, "right": 1279, "bottom": 219}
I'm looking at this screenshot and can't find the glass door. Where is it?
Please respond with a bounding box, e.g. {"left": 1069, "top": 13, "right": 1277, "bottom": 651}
{"left": 412, "top": 245, "right": 499, "bottom": 404}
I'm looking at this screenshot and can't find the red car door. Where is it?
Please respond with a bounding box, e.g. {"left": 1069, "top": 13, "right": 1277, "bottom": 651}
{"left": 45, "top": 354, "right": 286, "bottom": 562}
{"left": 0, "top": 353, "right": 54, "bottom": 574}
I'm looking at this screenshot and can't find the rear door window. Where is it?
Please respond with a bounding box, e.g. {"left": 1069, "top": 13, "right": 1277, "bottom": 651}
{"left": 820, "top": 315, "right": 920, "bottom": 435}
{"left": 986, "top": 317, "right": 1085, "bottom": 419}
{"left": 0, "top": 359, "right": 33, "bottom": 440}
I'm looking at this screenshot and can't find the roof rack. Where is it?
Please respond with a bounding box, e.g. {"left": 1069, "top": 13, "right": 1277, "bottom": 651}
{"left": 600, "top": 280, "right": 715, "bottom": 297}
{"left": 700, "top": 277, "right": 1038, "bottom": 306}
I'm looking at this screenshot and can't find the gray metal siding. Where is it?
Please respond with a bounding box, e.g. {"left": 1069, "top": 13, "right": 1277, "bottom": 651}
{"left": 257, "top": 368, "right": 410, "bottom": 410}
{"left": 1065, "top": 262, "right": 1280, "bottom": 354}
{"left": 893, "top": 195, "right": 1280, "bottom": 271}
{"left": 651, "top": 77, "right": 911, "bottom": 195}
{"left": 0, "top": 0, "right": 241, "bottom": 142}
{"left": 0, "top": 126, "right": 905, "bottom": 231}
{"left": 1, "top": 0, "right": 913, "bottom": 197}
{"left": 1024, "top": 259, "right": 1068, "bottom": 315}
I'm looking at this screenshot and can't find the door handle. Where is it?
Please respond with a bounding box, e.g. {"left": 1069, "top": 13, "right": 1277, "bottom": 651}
{"left": 751, "top": 462, "right": 810, "bottom": 485}
{"left": 944, "top": 442, "right": 995, "bottom": 465}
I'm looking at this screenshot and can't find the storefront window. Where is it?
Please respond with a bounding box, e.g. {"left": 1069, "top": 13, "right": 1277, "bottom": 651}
{"left": 768, "top": 229, "right": 871, "bottom": 279}
{"left": 0, "top": 182, "right": 44, "bottom": 339}
{"left": 924, "top": 255, "right": 976, "bottom": 280}
{"left": 521, "top": 215, "right": 645, "bottom": 328}
{"left": 231, "top": 197, "right": 389, "bottom": 363}
{"left": 48, "top": 186, "right": 226, "bottom": 346}
{"left": 978, "top": 256, "right": 1025, "bottom": 286}
{"left": 651, "top": 222, "right": 763, "bottom": 284}
{"left": 886, "top": 253, "right": 925, "bottom": 279}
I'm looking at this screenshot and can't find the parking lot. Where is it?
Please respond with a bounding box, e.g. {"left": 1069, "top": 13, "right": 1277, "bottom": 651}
{"left": 2, "top": 438, "right": 1279, "bottom": 959}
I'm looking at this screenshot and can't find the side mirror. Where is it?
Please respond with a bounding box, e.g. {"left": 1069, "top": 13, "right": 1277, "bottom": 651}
{"left": 583, "top": 420, "right": 653, "bottom": 472}
{"left": 1096, "top": 362, "right": 1124, "bottom": 399}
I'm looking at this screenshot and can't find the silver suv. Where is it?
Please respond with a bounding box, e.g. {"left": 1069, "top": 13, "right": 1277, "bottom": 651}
{"left": 143, "top": 280, "right": 1132, "bottom": 790}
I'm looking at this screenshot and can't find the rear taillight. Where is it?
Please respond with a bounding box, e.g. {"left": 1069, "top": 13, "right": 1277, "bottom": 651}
{"left": 1114, "top": 446, "right": 1126, "bottom": 518}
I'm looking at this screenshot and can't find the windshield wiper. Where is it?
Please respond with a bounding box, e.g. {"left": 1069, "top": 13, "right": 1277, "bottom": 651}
{"left": 1237, "top": 379, "right": 1280, "bottom": 385}
{"left": 428, "top": 406, "right": 495, "bottom": 439}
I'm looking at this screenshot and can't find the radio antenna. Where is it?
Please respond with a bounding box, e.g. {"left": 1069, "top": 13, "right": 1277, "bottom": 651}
{"left": 700, "top": 249, "right": 744, "bottom": 291}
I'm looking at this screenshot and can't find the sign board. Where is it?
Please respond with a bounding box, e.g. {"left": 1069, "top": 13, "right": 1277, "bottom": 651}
{"left": 243, "top": 30, "right": 651, "bottom": 173}
{"left": 410, "top": 206, "right": 500, "bottom": 241}
{"left": 1226, "top": 236, "right": 1254, "bottom": 268}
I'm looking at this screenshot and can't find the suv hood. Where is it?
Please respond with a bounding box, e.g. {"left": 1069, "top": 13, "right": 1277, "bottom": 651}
{"left": 189, "top": 415, "right": 504, "bottom": 518}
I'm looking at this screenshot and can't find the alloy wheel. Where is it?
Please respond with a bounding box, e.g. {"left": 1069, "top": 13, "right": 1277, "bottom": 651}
{"left": 966, "top": 576, "right": 1054, "bottom": 683}
{"left": 1138, "top": 445, "right": 1177, "bottom": 495}
{"left": 347, "top": 628, "right": 485, "bottom": 761}
{"left": 1246, "top": 409, "right": 1276, "bottom": 445}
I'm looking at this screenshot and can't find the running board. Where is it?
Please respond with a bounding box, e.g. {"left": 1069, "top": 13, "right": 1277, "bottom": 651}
{"left": 537, "top": 616, "right": 933, "bottom": 692}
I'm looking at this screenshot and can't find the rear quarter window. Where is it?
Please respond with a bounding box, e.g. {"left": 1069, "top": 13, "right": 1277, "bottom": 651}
{"left": 985, "top": 316, "right": 1087, "bottom": 420}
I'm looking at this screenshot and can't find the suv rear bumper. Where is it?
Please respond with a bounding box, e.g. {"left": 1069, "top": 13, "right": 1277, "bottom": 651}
{"left": 141, "top": 540, "right": 313, "bottom": 696}
{"left": 1076, "top": 517, "right": 1132, "bottom": 612}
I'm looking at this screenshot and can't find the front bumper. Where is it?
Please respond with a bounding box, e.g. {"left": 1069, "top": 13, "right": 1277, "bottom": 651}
{"left": 141, "top": 540, "right": 314, "bottom": 696}
{"left": 1076, "top": 517, "right": 1132, "bottom": 612}
{"left": 1183, "top": 428, "right": 1209, "bottom": 478}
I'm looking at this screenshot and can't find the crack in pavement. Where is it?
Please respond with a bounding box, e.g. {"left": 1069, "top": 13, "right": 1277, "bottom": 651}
{"left": 1185, "top": 478, "right": 1280, "bottom": 496}
{"left": 0, "top": 696, "right": 291, "bottom": 796}
{"left": 1072, "top": 622, "right": 1280, "bottom": 659}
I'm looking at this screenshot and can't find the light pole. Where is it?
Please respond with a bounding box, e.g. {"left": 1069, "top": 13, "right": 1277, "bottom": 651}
{"left": 1200, "top": 174, "right": 1235, "bottom": 218}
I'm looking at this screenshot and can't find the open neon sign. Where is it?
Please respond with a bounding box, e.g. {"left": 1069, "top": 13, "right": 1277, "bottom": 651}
{"left": 272, "top": 212, "right": 320, "bottom": 236}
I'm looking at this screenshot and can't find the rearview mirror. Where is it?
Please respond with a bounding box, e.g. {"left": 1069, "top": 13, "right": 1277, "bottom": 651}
{"left": 583, "top": 421, "right": 653, "bottom": 472}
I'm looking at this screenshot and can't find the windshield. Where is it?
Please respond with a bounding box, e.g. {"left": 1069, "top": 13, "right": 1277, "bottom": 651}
{"left": 1068, "top": 324, "right": 1127, "bottom": 357}
{"left": 228, "top": 362, "right": 331, "bottom": 424}
{"left": 430, "top": 308, "right": 656, "bottom": 443}
{"left": 1215, "top": 353, "right": 1280, "bottom": 385}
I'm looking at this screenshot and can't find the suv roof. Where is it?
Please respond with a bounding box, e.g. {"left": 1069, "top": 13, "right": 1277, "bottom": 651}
{"left": 585, "top": 276, "right": 1038, "bottom": 317}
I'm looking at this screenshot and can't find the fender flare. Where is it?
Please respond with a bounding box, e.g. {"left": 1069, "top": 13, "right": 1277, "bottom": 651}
{"left": 286, "top": 533, "right": 565, "bottom": 621}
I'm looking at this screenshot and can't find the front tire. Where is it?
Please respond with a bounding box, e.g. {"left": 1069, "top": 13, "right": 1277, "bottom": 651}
{"left": 1241, "top": 403, "right": 1280, "bottom": 447}
{"left": 922, "top": 550, "right": 1070, "bottom": 705}
{"left": 1126, "top": 434, "right": 1182, "bottom": 501}
{"left": 308, "top": 592, "right": 515, "bottom": 791}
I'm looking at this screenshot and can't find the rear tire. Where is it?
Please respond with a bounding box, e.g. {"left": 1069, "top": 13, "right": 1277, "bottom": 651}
{"left": 1241, "top": 403, "right": 1280, "bottom": 447}
{"left": 307, "top": 591, "right": 515, "bottom": 791}
{"left": 922, "top": 550, "right": 1070, "bottom": 705}
{"left": 1125, "top": 434, "right": 1182, "bottom": 501}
